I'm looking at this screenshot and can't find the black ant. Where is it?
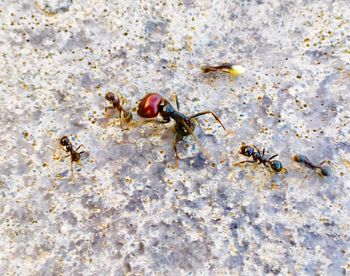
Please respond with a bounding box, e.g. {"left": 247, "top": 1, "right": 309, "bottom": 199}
{"left": 60, "top": 136, "right": 86, "bottom": 172}
{"left": 234, "top": 145, "right": 283, "bottom": 172}
{"left": 201, "top": 63, "right": 246, "bottom": 77}
{"left": 137, "top": 93, "right": 226, "bottom": 166}
{"left": 293, "top": 154, "right": 331, "bottom": 176}
{"left": 105, "top": 92, "right": 132, "bottom": 129}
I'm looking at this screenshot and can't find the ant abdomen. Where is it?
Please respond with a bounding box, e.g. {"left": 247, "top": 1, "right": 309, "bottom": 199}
{"left": 137, "top": 93, "right": 164, "bottom": 118}
{"left": 270, "top": 160, "right": 283, "bottom": 172}
{"left": 320, "top": 166, "right": 331, "bottom": 177}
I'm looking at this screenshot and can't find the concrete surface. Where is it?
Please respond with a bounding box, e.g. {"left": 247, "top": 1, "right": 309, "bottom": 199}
{"left": 0, "top": 0, "right": 350, "bottom": 275}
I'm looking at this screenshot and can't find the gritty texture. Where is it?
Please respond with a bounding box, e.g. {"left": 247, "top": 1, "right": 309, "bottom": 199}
{"left": 0, "top": 0, "right": 350, "bottom": 275}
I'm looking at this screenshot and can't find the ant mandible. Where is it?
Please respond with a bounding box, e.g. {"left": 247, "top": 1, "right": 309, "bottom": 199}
{"left": 105, "top": 92, "right": 133, "bottom": 129}
{"left": 60, "top": 136, "right": 86, "bottom": 172}
{"left": 137, "top": 93, "right": 226, "bottom": 166}
{"left": 293, "top": 154, "right": 331, "bottom": 176}
{"left": 234, "top": 145, "right": 283, "bottom": 172}
{"left": 201, "top": 63, "right": 246, "bottom": 77}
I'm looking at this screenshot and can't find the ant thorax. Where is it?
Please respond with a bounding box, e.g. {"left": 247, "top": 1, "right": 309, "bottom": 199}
{"left": 253, "top": 152, "right": 261, "bottom": 161}
{"left": 160, "top": 102, "right": 176, "bottom": 116}
{"left": 71, "top": 151, "right": 81, "bottom": 162}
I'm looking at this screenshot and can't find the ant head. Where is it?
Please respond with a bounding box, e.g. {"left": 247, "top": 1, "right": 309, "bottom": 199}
{"left": 293, "top": 154, "right": 308, "bottom": 163}
{"left": 137, "top": 93, "right": 164, "bottom": 118}
{"left": 60, "top": 136, "right": 70, "bottom": 147}
{"left": 270, "top": 160, "right": 283, "bottom": 172}
{"left": 105, "top": 92, "right": 116, "bottom": 102}
{"left": 240, "top": 146, "right": 254, "bottom": 157}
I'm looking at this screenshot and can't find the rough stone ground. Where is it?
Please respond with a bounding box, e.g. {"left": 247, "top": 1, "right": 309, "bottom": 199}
{"left": 0, "top": 0, "right": 349, "bottom": 275}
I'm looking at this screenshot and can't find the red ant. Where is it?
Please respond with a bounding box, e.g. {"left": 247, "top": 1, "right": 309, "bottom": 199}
{"left": 105, "top": 92, "right": 132, "bottom": 129}
{"left": 293, "top": 154, "right": 331, "bottom": 176}
{"left": 60, "top": 136, "right": 86, "bottom": 172}
{"left": 137, "top": 93, "right": 226, "bottom": 166}
{"left": 234, "top": 145, "right": 283, "bottom": 172}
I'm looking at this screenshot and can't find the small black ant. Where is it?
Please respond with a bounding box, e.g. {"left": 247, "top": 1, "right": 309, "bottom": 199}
{"left": 234, "top": 145, "right": 283, "bottom": 172}
{"left": 60, "top": 136, "right": 86, "bottom": 172}
{"left": 201, "top": 63, "right": 245, "bottom": 77}
{"left": 293, "top": 154, "right": 331, "bottom": 176}
{"left": 105, "top": 92, "right": 132, "bottom": 129}
{"left": 137, "top": 93, "right": 226, "bottom": 166}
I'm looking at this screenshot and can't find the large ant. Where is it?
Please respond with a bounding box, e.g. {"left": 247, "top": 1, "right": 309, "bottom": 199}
{"left": 60, "top": 136, "right": 86, "bottom": 172}
{"left": 105, "top": 92, "right": 132, "bottom": 129}
{"left": 137, "top": 93, "right": 226, "bottom": 166}
{"left": 234, "top": 145, "right": 283, "bottom": 172}
{"left": 293, "top": 154, "right": 331, "bottom": 176}
{"left": 201, "top": 63, "right": 246, "bottom": 77}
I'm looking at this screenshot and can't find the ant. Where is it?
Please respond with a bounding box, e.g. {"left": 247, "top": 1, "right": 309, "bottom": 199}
{"left": 60, "top": 136, "right": 86, "bottom": 172}
{"left": 234, "top": 145, "right": 283, "bottom": 172}
{"left": 105, "top": 92, "right": 132, "bottom": 129}
{"left": 137, "top": 93, "right": 226, "bottom": 166}
{"left": 201, "top": 63, "right": 246, "bottom": 77}
{"left": 293, "top": 154, "right": 331, "bottom": 176}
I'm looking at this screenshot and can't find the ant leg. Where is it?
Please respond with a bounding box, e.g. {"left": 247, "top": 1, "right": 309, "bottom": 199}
{"left": 233, "top": 160, "right": 256, "bottom": 166}
{"left": 119, "top": 99, "right": 132, "bottom": 129}
{"left": 114, "top": 99, "right": 123, "bottom": 129}
{"left": 177, "top": 118, "right": 210, "bottom": 161}
{"left": 76, "top": 144, "right": 83, "bottom": 151}
{"left": 319, "top": 160, "right": 333, "bottom": 166}
{"left": 190, "top": 111, "right": 226, "bottom": 130}
{"left": 78, "top": 151, "right": 87, "bottom": 160}
{"left": 65, "top": 154, "right": 71, "bottom": 158}
{"left": 172, "top": 131, "right": 180, "bottom": 167}
{"left": 268, "top": 154, "right": 278, "bottom": 160}
{"left": 122, "top": 110, "right": 133, "bottom": 124}
{"left": 300, "top": 172, "right": 309, "bottom": 185}
{"left": 105, "top": 106, "right": 114, "bottom": 113}
{"left": 61, "top": 146, "right": 69, "bottom": 153}
{"left": 105, "top": 106, "right": 118, "bottom": 120}
{"left": 179, "top": 118, "right": 203, "bottom": 151}
{"left": 173, "top": 94, "right": 180, "bottom": 111}
{"left": 160, "top": 116, "right": 171, "bottom": 124}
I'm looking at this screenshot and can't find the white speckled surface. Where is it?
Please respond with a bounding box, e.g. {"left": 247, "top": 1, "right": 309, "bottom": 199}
{"left": 1, "top": 0, "right": 350, "bottom": 275}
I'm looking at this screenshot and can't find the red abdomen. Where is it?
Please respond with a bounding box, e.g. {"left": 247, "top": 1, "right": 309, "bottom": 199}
{"left": 137, "top": 93, "right": 163, "bottom": 118}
